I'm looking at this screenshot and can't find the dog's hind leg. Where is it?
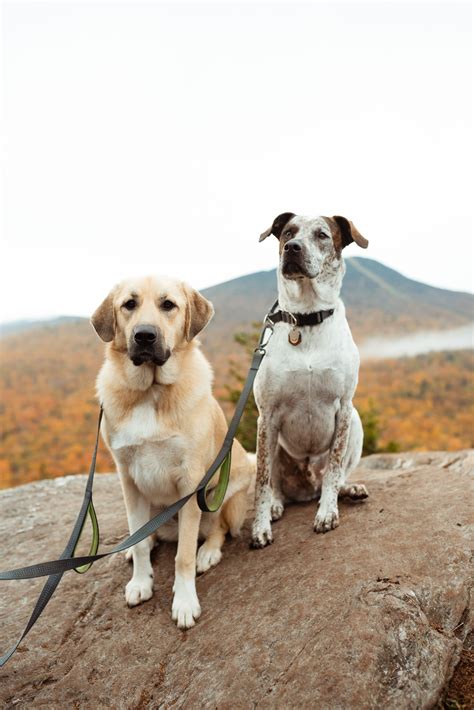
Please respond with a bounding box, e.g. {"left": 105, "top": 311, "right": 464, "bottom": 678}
{"left": 269, "top": 447, "right": 286, "bottom": 521}
{"left": 196, "top": 515, "right": 227, "bottom": 574}
{"left": 196, "top": 485, "right": 250, "bottom": 573}
{"left": 339, "top": 482, "right": 369, "bottom": 499}
{"left": 223, "top": 487, "right": 250, "bottom": 537}
{"left": 314, "top": 401, "right": 356, "bottom": 533}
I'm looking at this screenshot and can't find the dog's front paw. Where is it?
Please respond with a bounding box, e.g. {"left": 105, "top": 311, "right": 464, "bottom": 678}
{"left": 172, "top": 575, "right": 201, "bottom": 629}
{"left": 125, "top": 575, "right": 154, "bottom": 607}
{"left": 314, "top": 509, "right": 339, "bottom": 534}
{"left": 250, "top": 523, "right": 274, "bottom": 549}
{"left": 196, "top": 544, "right": 223, "bottom": 574}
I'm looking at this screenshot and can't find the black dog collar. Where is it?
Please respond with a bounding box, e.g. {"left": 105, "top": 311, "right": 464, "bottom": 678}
{"left": 266, "top": 308, "right": 334, "bottom": 327}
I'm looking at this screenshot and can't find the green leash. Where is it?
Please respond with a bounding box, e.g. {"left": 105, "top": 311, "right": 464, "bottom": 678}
{"left": 0, "top": 308, "right": 275, "bottom": 666}
{"left": 202, "top": 448, "right": 233, "bottom": 513}
{"left": 72, "top": 501, "right": 100, "bottom": 574}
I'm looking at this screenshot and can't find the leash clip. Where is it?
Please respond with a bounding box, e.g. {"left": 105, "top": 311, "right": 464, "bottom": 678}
{"left": 254, "top": 319, "right": 274, "bottom": 355}
{"left": 263, "top": 299, "right": 279, "bottom": 329}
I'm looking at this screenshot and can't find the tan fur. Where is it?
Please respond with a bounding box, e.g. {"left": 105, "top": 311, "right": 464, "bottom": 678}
{"left": 93, "top": 275, "right": 255, "bottom": 628}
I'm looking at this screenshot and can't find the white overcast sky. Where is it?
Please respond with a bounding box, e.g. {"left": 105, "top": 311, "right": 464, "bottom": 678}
{"left": 1, "top": 0, "right": 472, "bottom": 322}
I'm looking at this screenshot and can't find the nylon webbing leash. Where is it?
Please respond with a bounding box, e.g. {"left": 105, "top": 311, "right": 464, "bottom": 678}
{"left": 0, "top": 408, "right": 104, "bottom": 667}
{"left": 0, "top": 311, "right": 275, "bottom": 667}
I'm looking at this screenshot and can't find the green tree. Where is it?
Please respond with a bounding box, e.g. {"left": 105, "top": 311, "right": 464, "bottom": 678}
{"left": 224, "top": 324, "right": 261, "bottom": 452}
{"left": 359, "top": 400, "right": 400, "bottom": 455}
{"left": 359, "top": 400, "right": 381, "bottom": 455}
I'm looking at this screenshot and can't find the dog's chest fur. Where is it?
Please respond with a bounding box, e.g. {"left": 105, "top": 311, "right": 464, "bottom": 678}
{"left": 255, "top": 304, "right": 358, "bottom": 458}
{"left": 98, "top": 345, "right": 215, "bottom": 506}
{"left": 106, "top": 393, "right": 189, "bottom": 505}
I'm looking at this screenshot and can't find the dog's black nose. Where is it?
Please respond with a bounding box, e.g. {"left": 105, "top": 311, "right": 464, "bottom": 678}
{"left": 284, "top": 240, "right": 302, "bottom": 253}
{"left": 133, "top": 325, "right": 157, "bottom": 344}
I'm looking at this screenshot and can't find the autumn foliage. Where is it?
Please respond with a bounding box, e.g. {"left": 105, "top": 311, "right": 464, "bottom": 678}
{"left": 223, "top": 326, "right": 474, "bottom": 456}
{"left": 0, "top": 322, "right": 113, "bottom": 489}
{"left": 356, "top": 350, "right": 474, "bottom": 452}
{"left": 0, "top": 320, "right": 473, "bottom": 490}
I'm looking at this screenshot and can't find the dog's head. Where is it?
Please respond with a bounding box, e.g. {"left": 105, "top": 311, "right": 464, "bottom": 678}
{"left": 91, "top": 276, "right": 214, "bottom": 366}
{"left": 259, "top": 213, "right": 368, "bottom": 280}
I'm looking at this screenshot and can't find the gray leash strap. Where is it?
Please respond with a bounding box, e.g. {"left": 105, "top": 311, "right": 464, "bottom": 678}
{"left": 0, "top": 320, "right": 273, "bottom": 667}
{"left": 0, "top": 408, "right": 103, "bottom": 667}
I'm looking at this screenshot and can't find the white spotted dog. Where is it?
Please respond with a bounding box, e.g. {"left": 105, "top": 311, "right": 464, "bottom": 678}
{"left": 251, "top": 213, "right": 370, "bottom": 548}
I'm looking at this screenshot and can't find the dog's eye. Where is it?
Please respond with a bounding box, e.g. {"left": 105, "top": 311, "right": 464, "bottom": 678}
{"left": 161, "top": 300, "right": 176, "bottom": 311}
{"left": 319, "top": 232, "right": 330, "bottom": 240}
{"left": 284, "top": 230, "right": 292, "bottom": 238}
{"left": 123, "top": 299, "right": 137, "bottom": 310}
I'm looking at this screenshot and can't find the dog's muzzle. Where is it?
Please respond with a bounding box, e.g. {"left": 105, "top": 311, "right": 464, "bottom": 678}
{"left": 281, "top": 240, "right": 317, "bottom": 279}
{"left": 129, "top": 325, "right": 171, "bottom": 366}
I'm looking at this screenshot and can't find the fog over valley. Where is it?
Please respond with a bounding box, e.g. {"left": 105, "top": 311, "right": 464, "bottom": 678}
{"left": 359, "top": 323, "right": 474, "bottom": 360}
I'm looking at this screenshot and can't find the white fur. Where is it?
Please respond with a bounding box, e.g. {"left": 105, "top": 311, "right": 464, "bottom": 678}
{"left": 111, "top": 400, "right": 162, "bottom": 449}
{"left": 251, "top": 214, "right": 368, "bottom": 546}
{"left": 125, "top": 574, "right": 154, "bottom": 606}
{"left": 172, "top": 573, "right": 201, "bottom": 628}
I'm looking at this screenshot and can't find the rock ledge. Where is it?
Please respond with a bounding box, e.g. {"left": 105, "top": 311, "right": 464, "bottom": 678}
{"left": 0, "top": 451, "right": 472, "bottom": 709}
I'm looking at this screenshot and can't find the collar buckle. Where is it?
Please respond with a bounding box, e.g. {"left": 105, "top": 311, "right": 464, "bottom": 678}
{"left": 281, "top": 310, "right": 297, "bottom": 326}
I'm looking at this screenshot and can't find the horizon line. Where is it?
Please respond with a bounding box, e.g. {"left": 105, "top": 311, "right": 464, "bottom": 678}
{"left": 0, "top": 254, "right": 473, "bottom": 327}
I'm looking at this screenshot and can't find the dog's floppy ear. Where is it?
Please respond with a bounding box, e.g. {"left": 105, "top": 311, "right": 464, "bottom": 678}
{"left": 259, "top": 212, "right": 296, "bottom": 242}
{"left": 184, "top": 287, "right": 215, "bottom": 341}
{"left": 91, "top": 292, "right": 116, "bottom": 342}
{"left": 333, "top": 216, "right": 369, "bottom": 250}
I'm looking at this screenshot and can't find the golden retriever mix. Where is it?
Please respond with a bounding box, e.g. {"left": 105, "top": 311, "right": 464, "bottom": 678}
{"left": 91, "top": 276, "right": 255, "bottom": 629}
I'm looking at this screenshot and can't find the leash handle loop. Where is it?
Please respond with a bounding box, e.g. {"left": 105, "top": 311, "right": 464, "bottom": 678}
{"left": 200, "top": 446, "right": 233, "bottom": 513}
{"left": 73, "top": 501, "right": 100, "bottom": 574}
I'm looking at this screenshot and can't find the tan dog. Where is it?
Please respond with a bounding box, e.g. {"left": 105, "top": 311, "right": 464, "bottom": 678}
{"left": 91, "top": 276, "right": 255, "bottom": 629}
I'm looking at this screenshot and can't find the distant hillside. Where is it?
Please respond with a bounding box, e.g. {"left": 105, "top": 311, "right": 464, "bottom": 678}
{"left": 1, "top": 257, "right": 473, "bottom": 489}
{"left": 1, "top": 258, "right": 472, "bottom": 351}
{"left": 0, "top": 316, "right": 85, "bottom": 337}
{"left": 341, "top": 257, "right": 473, "bottom": 336}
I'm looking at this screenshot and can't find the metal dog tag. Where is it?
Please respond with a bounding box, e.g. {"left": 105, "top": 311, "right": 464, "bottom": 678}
{"left": 288, "top": 327, "right": 302, "bottom": 346}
